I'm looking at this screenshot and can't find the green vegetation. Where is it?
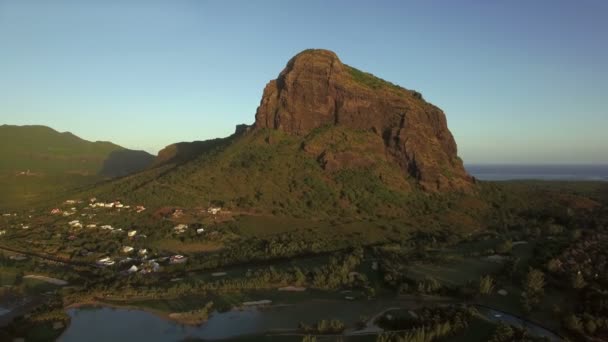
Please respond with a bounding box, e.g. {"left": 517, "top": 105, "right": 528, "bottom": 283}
{"left": 0, "top": 125, "right": 152, "bottom": 208}
{"left": 345, "top": 65, "right": 405, "bottom": 92}
{"left": 298, "top": 319, "right": 345, "bottom": 334}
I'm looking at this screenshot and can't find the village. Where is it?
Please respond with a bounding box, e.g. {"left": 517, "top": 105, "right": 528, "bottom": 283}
{"left": 0, "top": 197, "right": 228, "bottom": 279}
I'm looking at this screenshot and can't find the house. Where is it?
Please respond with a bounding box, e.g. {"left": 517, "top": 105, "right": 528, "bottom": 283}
{"left": 89, "top": 197, "right": 97, "bottom": 203}
{"left": 138, "top": 249, "right": 148, "bottom": 256}
{"left": 174, "top": 224, "right": 188, "bottom": 234}
{"left": 65, "top": 200, "right": 77, "bottom": 205}
{"left": 196, "top": 228, "right": 205, "bottom": 234}
{"left": 68, "top": 220, "right": 82, "bottom": 228}
{"left": 172, "top": 209, "right": 184, "bottom": 218}
{"left": 135, "top": 205, "right": 146, "bottom": 213}
{"left": 0, "top": 230, "right": 6, "bottom": 236}
{"left": 122, "top": 246, "right": 134, "bottom": 253}
{"left": 86, "top": 224, "right": 97, "bottom": 228}
{"left": 101, "top": 225, "right": 113, "bottom": 230}
{"left": 105, "top": 203, "right": 114, "bottom": 208}
{"left": 51, "top": 208, "right": 62, "bottom": 214}
{"left": 127, "top": 265, "right": 138, "bottom": 273}
{"left": 97, "top": 257, "right": 115, "bottom": 266}
{"left": 128, "top": 230, "right": 137, "bottom": 237}
{"left": 169, "top": 255, "right": 187, "bottom": 264}
{"left": 207, "top": 207, "right": 222, "bottom": 215}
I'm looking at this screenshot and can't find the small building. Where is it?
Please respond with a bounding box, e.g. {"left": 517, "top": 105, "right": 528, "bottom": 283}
{"left": 51, "top": 208, "right": 62, "bottom": 214}
{"left": 68, "top": 220, "right": 82, "bottom": 228}
{"left": 174, "top": 224, "right": 188, "bottom": 234}
{"left": 169, "top": 255, "right": 187, "bottom": 264}
{"left": 196, "top": 228, "right": 205, "bottom": 234}
{"left": 207, "top": 207, "right": 222, "bottom": 215}
{"left": 122, "top": 246, "right": 134, "bottom": 253}
{"left": 127, "top": 265, "right": 138, "bottom": 273}
{"left": 128, "top": 230, "right": 137, "bottom": 237}
{"left": 138, "top": 249, "right": 148, "bottom": 256}
{"left": 97, "top": 257, "right": 115, "bottom": 266}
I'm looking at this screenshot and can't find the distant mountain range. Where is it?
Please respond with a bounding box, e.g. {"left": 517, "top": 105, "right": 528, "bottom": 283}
{"left": 0, "top": 124, "right": 154, "bottom": 207}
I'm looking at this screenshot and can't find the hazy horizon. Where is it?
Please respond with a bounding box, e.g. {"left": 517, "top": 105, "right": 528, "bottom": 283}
{"left": 1, "top": 0, "right": 607, "bottom": 164}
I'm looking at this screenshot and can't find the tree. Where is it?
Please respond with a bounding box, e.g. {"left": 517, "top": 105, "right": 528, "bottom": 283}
{"left": 572, "top": 272, "right": 586, "bottom": 289}
{"left": 585, "top": 319, "right": 597, "bottom": 335}
{"left": 496, "top": 240, "right": 513, "bottom": 254}
{"left": 14, "top": 270, "right": 24, "bottom": 286}
{"left": 522, "top": 268, "right": 545, "bottom": 311}
{"left": 301, "top": 335, "right": 316, "bottom": 342}
{"left": 524, "top": 268, "right": 545, "bottom": 296}
{"left": 564, "top": 314, "right": 583, "bottom": 333}
{"left": 547, "top": 258, "right": 561, "bottom": 273}
{"left": 489, "top": 322, "right": 514, "bottom": 342}
{"left": 479, "top": 275, "right": 495, "bottom": 295}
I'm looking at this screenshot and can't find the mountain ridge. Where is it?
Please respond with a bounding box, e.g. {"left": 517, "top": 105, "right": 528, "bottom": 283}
{"left": 254, "top": 49, "right": 473, "bottom": 192}
{"left": 0, "top": 124, "right": 155, "bottom": 207}
{"left": 78, "top": 49, "right": 477, "bottom": 219}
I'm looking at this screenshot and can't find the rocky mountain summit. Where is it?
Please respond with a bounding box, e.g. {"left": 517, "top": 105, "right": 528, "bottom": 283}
{"left": 255, "top": 49, "right": 473, "bottom": 191}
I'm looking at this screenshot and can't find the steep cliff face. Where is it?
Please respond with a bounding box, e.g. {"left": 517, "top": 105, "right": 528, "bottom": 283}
{"left": 255, "top": 49, "right": 473, "bottom": 191}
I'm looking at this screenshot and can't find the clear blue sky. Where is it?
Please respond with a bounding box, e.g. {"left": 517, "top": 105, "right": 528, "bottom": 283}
{"left": 1, "top": 0, "right": 606, "bottom": 163}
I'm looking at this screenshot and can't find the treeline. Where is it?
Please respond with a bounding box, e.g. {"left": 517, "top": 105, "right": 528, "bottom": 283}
{"left": 375, "top": 306, "right": 477, "bottom": 342}
{"left": 298, "top": 319, "right": 345, "bottom": 334}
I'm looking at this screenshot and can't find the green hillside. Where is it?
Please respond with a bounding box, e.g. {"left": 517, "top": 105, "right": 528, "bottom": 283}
{"left": 82, "top": 126, "right": 493, "bottom": 232}
{"left": 0, "top": 125, "right": 153, "bottom": 208}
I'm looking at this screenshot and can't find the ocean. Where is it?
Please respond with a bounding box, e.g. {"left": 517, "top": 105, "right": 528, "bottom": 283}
{"left": 465, "top": 164, "right": 608, "bottom": 181}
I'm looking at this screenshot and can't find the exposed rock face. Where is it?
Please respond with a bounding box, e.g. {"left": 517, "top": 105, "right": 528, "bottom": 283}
{"left": 255, "top": 49, "right": 473, "bottom": 191}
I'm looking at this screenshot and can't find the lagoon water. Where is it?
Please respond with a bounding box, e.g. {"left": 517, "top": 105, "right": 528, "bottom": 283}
{"left": 58, "top": 299, "right": 399, "bottom": 341}
{"left": 59, "top": 300, "right": 563, "bottom": 341}
{"left": 466, "top": 164, "right": 608, "bottom": 181}
{"left": 59, "top": 306, "right": 262, "bottom": 341}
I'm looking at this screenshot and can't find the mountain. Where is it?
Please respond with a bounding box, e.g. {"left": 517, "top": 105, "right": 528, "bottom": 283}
{"left": 256, "top": 49, "right": 472, "bottom": 192}
{"left": 0, "top": 125, "right": 154, "bottom": 207}
{"left": 83, "top": 49, "right": 476, "bottom": 220}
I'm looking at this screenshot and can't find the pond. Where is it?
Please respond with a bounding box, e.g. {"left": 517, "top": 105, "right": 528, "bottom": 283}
{"left": 59, "top": 300, "right": 564, "bottom": 341}
{"left": 59, "top": 299, "right": 402, "bottom": 341}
